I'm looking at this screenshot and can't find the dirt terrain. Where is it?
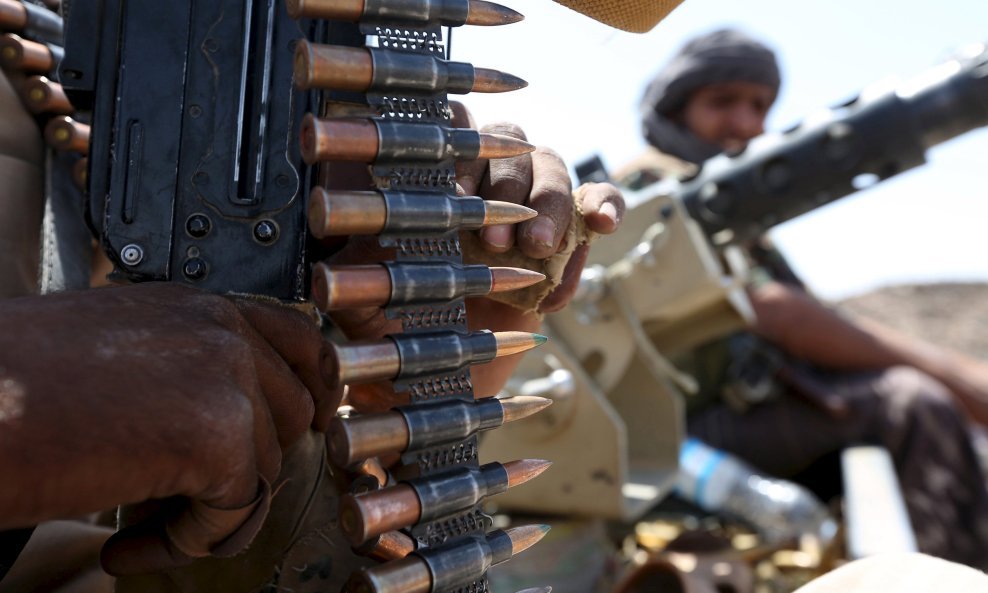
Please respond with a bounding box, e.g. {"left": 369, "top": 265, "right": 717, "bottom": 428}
{"left": 837, "top": 282, "right": 988, "bottom": 360}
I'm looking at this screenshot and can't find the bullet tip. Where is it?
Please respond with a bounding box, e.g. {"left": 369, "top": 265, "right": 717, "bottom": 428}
{"left": 500, "top": 395, "right": 553, "bottom": 423}
{"left": 504, "top": 458, "right": 553, "bottom": 488}
{"left": 466, "top": 0, "right": 525, "bottom": 26}
{"left": 495, "top": 332, "right": 549, "bottom": 357}
{"left": 478, "top": 132, "right": 535, "bottom": 160}
{"left": 472, "top": 67, "right": 529, "bottom": 93}
{"left": 507, "top": 524, "right": 551, "bottom": 555}
{"left": 483, "top": 201, "right": 538, "bottom": 226}
{"left": 490, "top": 267, "right": 547, "bottom": 293}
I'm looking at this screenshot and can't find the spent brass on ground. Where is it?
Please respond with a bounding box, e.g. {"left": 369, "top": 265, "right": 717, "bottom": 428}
{"left": 307, "top": 188, "right": 536, "bottom": 238}
{"left": 286, "top": 0, "right": 523, "bottom": 27}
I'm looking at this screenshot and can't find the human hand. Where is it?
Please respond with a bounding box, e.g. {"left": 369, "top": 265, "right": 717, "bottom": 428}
{"left": 0, "top": 283, "right": 341, "bottom": 575}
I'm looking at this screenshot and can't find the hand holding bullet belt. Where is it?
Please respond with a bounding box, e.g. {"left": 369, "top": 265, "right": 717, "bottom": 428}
{"left": 328, "top": 395, "right": 552, "bottom": 467}
{"left": 294, "top": 41, "right": 527, "bottom": 95}
{"left": 44, "top": 116, "right": 89, "bottom": 154}
{"left": 325, "top": 330, "right": 547, "bottom": 387}
{"left": 340, "top": 460, "right": 551, "bottom": 545}
{"left": 286, "top": 0, "right": 523, "bottom": 27}
{"left": 346, "top": 526, "right": 549, "bottom": 593}
{"left": 307, "top": 188, "right": 537, "bottom": 238}
{"left": 0, "top": 33, "right": 61, "bottom": 73}
{"left": 300, "top": 115, "right": 534, "bottom": 165}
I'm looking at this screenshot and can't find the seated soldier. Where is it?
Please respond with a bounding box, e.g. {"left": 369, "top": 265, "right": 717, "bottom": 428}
{"left": 617, "top": 28, "right": 988, "bottom": 568}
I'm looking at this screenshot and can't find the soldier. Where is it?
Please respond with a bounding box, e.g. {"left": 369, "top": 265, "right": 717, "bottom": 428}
{"left": 617, "top": 28, "right": 988, "bottom": 568}
{"left": 0, "top": 2, "right": 641, "bottom": 591}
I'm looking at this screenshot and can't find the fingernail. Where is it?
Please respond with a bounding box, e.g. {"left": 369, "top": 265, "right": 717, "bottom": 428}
{"left": 599, "top": 201, "right": 618, "bottom": 224}
{"left": 482, "top": 225, "right": 512, "bottom": 250}
{"left": 528, "top": 218, "right": 556, "bottom": 248}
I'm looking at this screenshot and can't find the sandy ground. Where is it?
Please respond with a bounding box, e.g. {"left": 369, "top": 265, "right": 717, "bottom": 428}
{"left": 837, "top": 282, "right": 988, "bottom": 361}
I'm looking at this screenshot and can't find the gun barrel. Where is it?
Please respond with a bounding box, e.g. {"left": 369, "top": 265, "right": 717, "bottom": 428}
{"left": 679, "top": 42, "right": 988, "bottom": 246}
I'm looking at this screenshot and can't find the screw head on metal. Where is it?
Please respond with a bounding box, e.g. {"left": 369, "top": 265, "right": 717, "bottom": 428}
{"left": 183, "top": 258, "right": 207, "bottom": 281}
{"left": 121, "top": 244, "right": 144, "bottom": 266}
{"left": 186, "top": 214, "right": 212, "bottom": 238}
{"left": 253, "top": 220, "right": 278, "bottom": 244}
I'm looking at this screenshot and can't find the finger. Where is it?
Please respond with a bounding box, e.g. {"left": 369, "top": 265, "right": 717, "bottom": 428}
{"left": 538, "top": 245, "right": 590, "bottom": 314}
{"left": 235, "top": 300, "right": 335, "bottom": 433}
{"left": 479, "top": 122, "right": 532, "bottom": 252}
{"left": 449, "top": 101, "right": 477, "bottom": 129}
{"left": 578, "top": 183, "right": 625, "bottom": 235}
{"left": 518, "top": 147, "right": 572, "bottom": 259}
{"left": 101, "top": 483, "right": 270, "bottom": 576}
{"left": 451, "top": 101, "right": 488, "bottom": 198}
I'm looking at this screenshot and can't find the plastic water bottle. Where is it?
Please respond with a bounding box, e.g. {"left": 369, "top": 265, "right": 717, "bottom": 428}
{"left": 677, "top": 437, "right": 836, "bottom": 543}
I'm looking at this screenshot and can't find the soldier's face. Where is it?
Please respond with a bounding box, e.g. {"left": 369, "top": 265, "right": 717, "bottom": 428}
{"left": 681, "top": 81, "right": 775, "bottom": 153}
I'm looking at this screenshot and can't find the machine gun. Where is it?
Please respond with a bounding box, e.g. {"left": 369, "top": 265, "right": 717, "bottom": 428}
{"left": 484, "top": 41, "right": 988, "bottom": 525}
{"left": 681, "top": 41, "right": 988, "bottom": 247}
{"left": 59, "top": 1, "right": 551, "bottom": 591}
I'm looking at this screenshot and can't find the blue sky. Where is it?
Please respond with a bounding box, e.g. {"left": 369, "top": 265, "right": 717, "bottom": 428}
{"left": 454, "top": 0, "right": 988, "bottom": 300}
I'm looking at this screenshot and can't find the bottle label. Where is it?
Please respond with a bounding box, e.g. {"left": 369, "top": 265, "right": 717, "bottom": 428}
{"left": 678, "top": 437, "right": 726, "bottom": 509}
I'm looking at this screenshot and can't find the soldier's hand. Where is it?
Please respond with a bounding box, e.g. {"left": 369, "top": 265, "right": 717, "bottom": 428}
{"left": 0, "top": 283, "right": 342, "bottom": 575}
{"left": 451, "top": 104, "right": 624, "bottom": 313}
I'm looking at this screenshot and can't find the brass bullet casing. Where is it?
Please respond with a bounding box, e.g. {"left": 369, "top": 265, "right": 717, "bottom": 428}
{"left": 307, "top": 189, "right": 387, "bottom": 237}
{"left": 341, "top": 482, "right": 422, "bottom": 545}
{"left": 300, "top": 114, "right": 533, "bottom": 165}
{"left": 347, "top": 527, "right": 548, "bottom": 593}
{"left": 301, "top": 116, "right": 378, "bottom": 164}
{"left": 45, "top": 116, "right": 90, "bottom": 154}
{"left": 22, "top": 75, "right": 72, "bottom": 114}
{"left": 328, "top": 410, "right": 410, "bottom": 468}
{"left": 0, "top": 33, "right": 53, "bottom": 73}
{"left": 294, "top": 41, "right": 526, "bottom": 95}
{"left": 347, "top": 554, "right": 430, "bottom": 593}
{"left": 341, "top": 461, "right": 550, "bottom": 545}
{"left": 356, "top": 531, "right": 418, "bottom": 563}
{"left": 312, "top": 263, "right": 392, "bottom": 311}
{"left": 312, "top": 261, "right": 540, "bottom": 312}
{"left": 0, "top": 0, "right": 27, "bottom": 31}
{"left": 328, "top": 395, "right": 552, "bottom": 467}
{"left": 295, "top": 43, "right": 372, "bottom": 92}
{"left": 325, "top": 330, "right": 545, "bottom": 388}
{"left": 307, "top": 187, "right": 536, "bottom": 239}
{"left": 286, "top": 0, "right": 523, "bottom": 27}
